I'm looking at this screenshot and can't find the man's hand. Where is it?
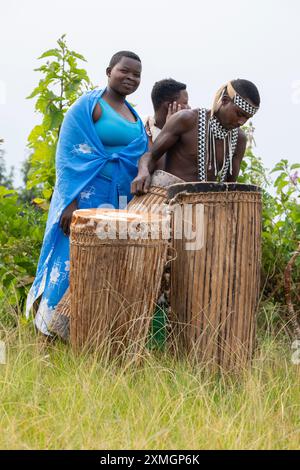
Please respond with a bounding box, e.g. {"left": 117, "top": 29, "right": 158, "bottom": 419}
{"left": 166, "top": 101, "right": 182, "bottom": 122}
{"left": 131, "top": 167, "right": 151, "bottom": 195}
{"left": 131, "top": 153, "right": 154, "bottom": 195}
{"left": 60, "top": 199, "right": 78, "bottom": 236}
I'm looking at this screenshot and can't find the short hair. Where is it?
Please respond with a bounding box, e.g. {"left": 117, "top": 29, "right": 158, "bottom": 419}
{"left": 231, "top": 79, "right": 260, "bottom": 107}
{"left": 109, "top": 51, "right": 141, "bottom": 68}
{"left": 151, "top": 78, "right": 187, "bottom": 111}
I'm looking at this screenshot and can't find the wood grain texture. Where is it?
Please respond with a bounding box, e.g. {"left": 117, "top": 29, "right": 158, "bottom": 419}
{"left": 168, "top": 185, "right": 262, "bottom": 371}
{"left": 69, "top": 209, "right": 168, "bottom": 358}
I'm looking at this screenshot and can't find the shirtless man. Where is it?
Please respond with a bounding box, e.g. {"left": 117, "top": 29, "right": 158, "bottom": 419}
{"left": 131, "top": 79, "right": 260, "bottom": 194}
{"left": 144, "top": 78, "right": 189, "bottom": 170}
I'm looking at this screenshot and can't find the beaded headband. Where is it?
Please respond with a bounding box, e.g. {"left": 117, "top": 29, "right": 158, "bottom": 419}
{"left": 212, "top": 81, "right": 259, "bottom": 118}
{"left": 228, "top": 83, "right": 259, "bottom": 116}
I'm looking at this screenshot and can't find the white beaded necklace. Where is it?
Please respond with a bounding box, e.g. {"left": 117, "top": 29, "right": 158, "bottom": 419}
{"left": 198, "top": 109, "right": 239, "bottom": 182}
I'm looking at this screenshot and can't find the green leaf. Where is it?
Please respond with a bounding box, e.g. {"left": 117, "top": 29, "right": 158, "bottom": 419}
{"left": 38, "top": 49, "right": 62, "bottom": 60}
{"left": 276, "top": 180, "right": 289, "bottom": 192}
{"left": 42, "top": 188, "right": 53, "bottom": 200}
{"left": 0, "top": 186, "right": 16, "bottom": 198}
{"left": 43, "top": 111, "right": 64, "bottom": 131}
{"left": 48, "top": 62, "right": 60, "bottom": 73}
{"left": 67, "top": 55, "right": 77, "bottom": 68}
{"left": 57, "top": 35, "right": 67, "bottom": 50}
{"left": 26, "top": 86, "right": 42, "bottom": 100}
{"left": 32, "top": 198, "right": 45, "bottom": 205}
{"left": 70, "top": 51, "right": 87, "bottom": 62}
{"left": 27, "top": 125, "right": 47, "bottom": 145}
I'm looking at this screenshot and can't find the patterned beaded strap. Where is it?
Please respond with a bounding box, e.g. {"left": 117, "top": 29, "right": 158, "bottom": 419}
{"left": 198, "top": 109, "right": 239, "bottom": 182}
{"left": 198, "top": 108, "right": 207, "bottom": 181}
{"left": 219, "top": 128, "right": 239, "bottom": 182}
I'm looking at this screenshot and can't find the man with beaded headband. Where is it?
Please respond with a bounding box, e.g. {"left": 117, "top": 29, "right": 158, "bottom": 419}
{"left": 131, "top": 79, "right": 260, "bottom": 193}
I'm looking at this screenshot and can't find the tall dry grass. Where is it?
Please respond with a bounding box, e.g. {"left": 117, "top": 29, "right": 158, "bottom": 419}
{"left": 0, "top": 301, "right": 299, "bottom": 450}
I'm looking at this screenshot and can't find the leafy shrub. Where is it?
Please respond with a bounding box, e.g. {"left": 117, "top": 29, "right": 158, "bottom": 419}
{"left": 26, "top": 34, "right": 92, "bottom": 204}
{"left": 0, "top": 186, "right": 45, "bottom": 321}
{"left": 238, "top": 127, "right": 300, "bottom": 309}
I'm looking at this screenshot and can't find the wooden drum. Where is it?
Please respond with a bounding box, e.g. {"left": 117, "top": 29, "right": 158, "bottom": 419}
{"left": 167, "top": 182, "right": 262, "bottom": 370}
{"left": 69, "top": 209, "right": 169, "bottom": 357}
{"left": 51, "top": 170, "right": 183, "bottom": 339}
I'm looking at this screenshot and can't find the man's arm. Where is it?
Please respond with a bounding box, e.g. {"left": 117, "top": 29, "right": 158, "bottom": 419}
{"left": 131, "top": 110, "right": 195, "bottom": 194}
{"left": 226, "top": 130, "right": 247, "bottom": 182}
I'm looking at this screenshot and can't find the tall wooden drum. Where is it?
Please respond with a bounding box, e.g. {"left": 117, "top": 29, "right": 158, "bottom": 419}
{"left": 167, "top": 182, "right": 262, "bottom": 370}
{"left": 69, "top": 209, "right": 169, "bottom": 357}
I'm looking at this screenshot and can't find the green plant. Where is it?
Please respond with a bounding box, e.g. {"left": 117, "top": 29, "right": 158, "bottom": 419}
{"left": 0, "top": 186, "right": 46, "bottom": 318}
{"left": 0, "top": 37, "right": 93, "bottom": 321}
{"left": 26, "top": 34, "right": 92, "bottom": 204}
{"left": 0, "top": 139, "right": 14, "bottom": 189}
{"left": 262, "top": 160, "right": 300, "bottom": 303}
{"left": 238, "top": 125, "right": 300, "bottom": 312}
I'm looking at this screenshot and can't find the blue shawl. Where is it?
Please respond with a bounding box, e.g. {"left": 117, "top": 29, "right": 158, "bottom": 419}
{"left": 26, "top": 88, "right": 148, "bottom": 317}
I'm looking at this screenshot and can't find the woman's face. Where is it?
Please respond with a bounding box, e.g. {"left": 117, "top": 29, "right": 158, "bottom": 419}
{"left": 107, "top": 57, "right": 142, "bottom": 96}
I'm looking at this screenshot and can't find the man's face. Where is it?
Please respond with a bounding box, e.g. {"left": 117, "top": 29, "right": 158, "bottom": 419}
{"left": 176, "top": 90, "right": 190, "bottom": 109}
{"left": 219, "top": 97, "right": 252, "bottom": 129}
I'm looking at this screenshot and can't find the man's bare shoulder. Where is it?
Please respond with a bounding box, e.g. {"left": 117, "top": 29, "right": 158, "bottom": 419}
{"left": 178, "top": 108, "right": 198, "bottom": 124}
{"left": 168, "top": 108, "right": 198, "bottom": 133}
{"left": 237, "top": 128, "right": 247, "bottom": 146}
{"left": 234, "top": 128, "right": 247, "bottom": 160}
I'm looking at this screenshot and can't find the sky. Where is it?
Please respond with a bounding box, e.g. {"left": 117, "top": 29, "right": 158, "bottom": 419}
{"left": 0, "top": 0, "right": 299, "bottom": 186}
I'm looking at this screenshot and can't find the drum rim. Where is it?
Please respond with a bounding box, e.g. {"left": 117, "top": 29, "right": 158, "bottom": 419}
{"left": 167, "top": 181, "right": 261, "bottom": 198}
{"left": 72, "top": 208, "right": 169, "bottom": 223}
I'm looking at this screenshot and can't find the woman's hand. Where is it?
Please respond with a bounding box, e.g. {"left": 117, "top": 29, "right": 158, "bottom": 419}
{"left": 60, "top": 199, "right": 78, "bottom": 236}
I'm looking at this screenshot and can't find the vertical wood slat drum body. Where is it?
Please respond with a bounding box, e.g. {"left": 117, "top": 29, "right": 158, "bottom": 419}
{"left": 167, "top": 183, "right": 262, "bottom": 370}
{"left": 69, "top": 209, "right": 168, "bottom": 356}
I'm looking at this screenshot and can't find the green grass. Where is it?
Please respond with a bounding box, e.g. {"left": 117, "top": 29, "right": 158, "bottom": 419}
{"left": 0, "top": 304, "right": 299, "bottom": 450}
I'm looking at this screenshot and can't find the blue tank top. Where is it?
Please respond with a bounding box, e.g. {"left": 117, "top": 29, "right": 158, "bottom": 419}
{"left": 94, "top": 98, "right": 142, "bottom": 179}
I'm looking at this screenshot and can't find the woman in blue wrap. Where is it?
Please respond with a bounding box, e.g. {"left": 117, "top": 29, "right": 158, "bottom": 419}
{"left": 26, "top": 51, "right": 148, "bottom": 336}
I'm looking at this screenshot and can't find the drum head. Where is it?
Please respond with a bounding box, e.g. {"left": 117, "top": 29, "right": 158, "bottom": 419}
{"left": 73, "top": 208, "right": 149, "bottom": 223}
{"left": 167, "top": 182, "right": 261, "bottom": 199}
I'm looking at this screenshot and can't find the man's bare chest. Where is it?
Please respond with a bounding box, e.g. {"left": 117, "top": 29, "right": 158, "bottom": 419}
{"left": 178, "top": 123, "right": 232, "bottom": 172}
